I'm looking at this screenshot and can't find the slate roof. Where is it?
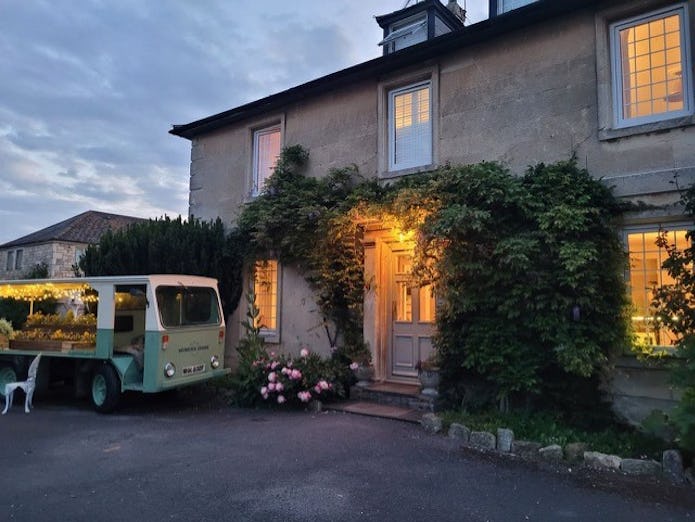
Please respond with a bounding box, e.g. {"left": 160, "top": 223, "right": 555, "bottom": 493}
{"left": 0, "top": 211, "right": 146, "bottom": 248}
{"left": 170, "top": 0, "right": 599, "bottom": 140}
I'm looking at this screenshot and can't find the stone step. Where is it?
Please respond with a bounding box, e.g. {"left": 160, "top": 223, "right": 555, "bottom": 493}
{"left": 326, "top": 400, "right": 424, "bottom": 423}
{"left": 349, "top": 382, "right": 436, "bottom": 412}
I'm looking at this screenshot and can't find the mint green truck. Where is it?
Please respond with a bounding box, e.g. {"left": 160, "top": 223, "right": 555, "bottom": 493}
{"left": 0, "top": 275, "right": 228, "bottom": 412}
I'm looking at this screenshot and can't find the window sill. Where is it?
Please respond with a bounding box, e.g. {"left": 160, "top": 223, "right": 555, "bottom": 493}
{"left": 381, "top": 163, "right": 436, "bottom": 180}
{"left": 599, "top": 114, "right": 695, "bottom": 141}
{"left": 260, "top": 331, "right": 280, "bottom": 344}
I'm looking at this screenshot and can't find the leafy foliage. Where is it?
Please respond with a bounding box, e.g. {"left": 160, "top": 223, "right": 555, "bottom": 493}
{"left": 651, "top": 184, "right": 695, "bottom": 452}
{"left": 440, "top": 410, "right": 668, "bottom": 459}
{"left": 235, "top": 147, "right": 627, "bottom": 419}
{"left": 79, "top": 215, "right": 246, "bottom": 316}
{"left": 237, "top": 145, "right": 382, "bottom": 359}
{"left": 399, "top": 160, "right": 628, "bottom": 409}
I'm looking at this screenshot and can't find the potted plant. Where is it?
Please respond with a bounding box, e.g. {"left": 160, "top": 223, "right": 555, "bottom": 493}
{"left": 0, "top": 318, "right": 13, "bottom": 348}
{"left": 349, "top": 349, "right": 374, "bottom": 388}
{"left": 416, "top": 352, "right": 441, "bottom": 397}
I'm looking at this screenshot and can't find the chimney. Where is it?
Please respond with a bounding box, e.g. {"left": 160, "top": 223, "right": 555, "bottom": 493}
{"left": 446, "top": 0, "right": 466, "bottom": 24}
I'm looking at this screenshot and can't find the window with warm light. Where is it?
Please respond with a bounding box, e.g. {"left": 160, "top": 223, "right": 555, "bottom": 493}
{"left": 611, "top": 5, "right": 693, "bottom": 128}
{"left": 254, "top": 260, "right": 279, "bottom": 334}
{"left": 627, "top": 228, "right": 689, "bottom": 346}
{"left": 389, "top": 81, "right": 432, "bottom": 171}
{"left": 252, "top": 126, "right": 281, "bottom": 196}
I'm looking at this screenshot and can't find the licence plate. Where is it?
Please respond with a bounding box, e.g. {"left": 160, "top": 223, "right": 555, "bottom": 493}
{"left": 182, "top": 363, "right": 205, "bottom": 375}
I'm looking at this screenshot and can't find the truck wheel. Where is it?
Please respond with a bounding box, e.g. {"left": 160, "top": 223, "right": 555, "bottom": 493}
{"left": 91, "top": 364, "right": 121, "bottom": 413}
{"left": 0, "top": 364, "right": 18, "bottom": 397}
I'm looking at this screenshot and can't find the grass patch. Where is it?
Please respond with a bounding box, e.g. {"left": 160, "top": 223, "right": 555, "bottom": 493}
{"left": 440, "top": 410, "right": 669, "bottom": 460}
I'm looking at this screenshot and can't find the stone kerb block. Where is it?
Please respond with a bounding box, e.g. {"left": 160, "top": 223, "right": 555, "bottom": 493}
{"left": 448, "top": 423, "right": 471, "bottom": 442}
{"left": 564, "top": 442, "right": 589, "bottom": 462}
{"left": 421, "top": 413, "right": 443, "bottom": 434}
{"left": 662, "top": 449, "right": 685, "bottom": 484}
{"left": 539, "top": 444, "right": 563, "bottom": 461}
{"left": 496, "top": 428, "right": 514, "bottom": 453}
{"left": 620, "top": 458, "right": 661, "bottom": 476}
{"left": 584, "top": 451, "right": 622, "bottom": 470}
{"left": 512, "top": 440, "right": 542, "bottom": 459}
{"left": 469, "top": 431, "right": 496, "bottom": 450}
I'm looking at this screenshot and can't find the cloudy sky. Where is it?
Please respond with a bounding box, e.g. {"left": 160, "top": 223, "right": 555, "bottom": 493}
{"left": 0, "top": 0, "right": 487, "bottom": 245}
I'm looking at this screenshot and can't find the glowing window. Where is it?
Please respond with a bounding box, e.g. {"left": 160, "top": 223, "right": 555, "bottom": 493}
{"left": 627, "top": 228, "right": 689, "bottom": 346}
{"left": 254, "top": 260, "right": 279, "bottom": 332}
{"left": 389, "top": 82, "right": 432, "bottom": 171}
{"left": 611, "top": 5, "right": 692, "bottom": 127}
{"left": 252, "top": 126, "right": 281, "bottom": 196}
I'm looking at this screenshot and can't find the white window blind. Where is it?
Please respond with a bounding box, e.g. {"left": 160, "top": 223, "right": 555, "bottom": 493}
{"left": 389, "top": 82, "right": 432, "bottom": 171}
{"left": 253, "top": 126, "right": 281, "bottom": 195}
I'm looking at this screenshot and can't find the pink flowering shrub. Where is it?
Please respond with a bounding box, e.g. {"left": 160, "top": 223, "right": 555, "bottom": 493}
{"left": 246, "top": 348, "right": 348, "bottom": 407}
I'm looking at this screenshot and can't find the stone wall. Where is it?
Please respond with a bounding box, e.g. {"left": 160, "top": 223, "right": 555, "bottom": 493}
{"left": 0, "top": 241, "right": 87, "bottom": 280}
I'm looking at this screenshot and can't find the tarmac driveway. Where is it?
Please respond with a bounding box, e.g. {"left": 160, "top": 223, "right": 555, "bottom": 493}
{"left": 0, "top": 391, "right": 692, "bottom": 521}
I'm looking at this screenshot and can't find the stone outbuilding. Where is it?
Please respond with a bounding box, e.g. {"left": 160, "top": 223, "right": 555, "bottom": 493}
{"left": 0, "top": 211, "right": 145, "bottom": 280}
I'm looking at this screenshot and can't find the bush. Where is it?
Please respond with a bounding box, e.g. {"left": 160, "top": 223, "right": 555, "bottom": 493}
{"left": 0, "top": 318, "right": 14, "bottom": 338}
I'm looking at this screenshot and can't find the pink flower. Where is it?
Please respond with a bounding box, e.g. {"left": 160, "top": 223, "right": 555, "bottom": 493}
{"left": 262, "top": 393, "right": 268, "bottom": 400}
{"left": 300, "top": 348, "right": 309, "bottom": 357}
{"left": 318, "top": 380, "right": 330, "bottom": 391}
{"left": 349, "top": 362, "right": 359, "bottom": 371}
{"left": 314, "top": 384, "right": 322, "bottom": 394}
{"left": 291, "top": 369, "right": 302, "bottom": 380}
{"left": 298, "top": 391, "right": 312, "bottom": 403}
{"left": 277, "top": 395, "right": 286, "bottom": 404}
{"left": 271, "top": 361, "right": 279, "bottom": 370}
{"left": 260, "top": 386, "right": 268, "bottom": 395}
{"left": 268, "top": 382, "right": 276, "bottom": 391}
{"left": 268, "top": 372, "right": 277, "bottom": 383}
{"left": 275, "top": 382, "right": 284, "bottom": 392}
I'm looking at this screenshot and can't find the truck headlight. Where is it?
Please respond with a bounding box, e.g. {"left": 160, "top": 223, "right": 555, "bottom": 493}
{"left": 164, "top": 362, "right": 176, "bottom": 378}
{"left": 210, "top": 355, "right": 220, "bottom": 369}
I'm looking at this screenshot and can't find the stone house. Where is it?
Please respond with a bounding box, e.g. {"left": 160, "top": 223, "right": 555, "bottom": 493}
{"left": 0, "top": 211, "right": 145, "bottom": 280}
{"left": 170, "top": 0, "right": 695, "bottom": 423}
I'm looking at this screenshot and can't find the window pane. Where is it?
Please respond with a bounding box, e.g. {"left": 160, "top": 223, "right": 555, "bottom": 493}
{"left": 396, "top": 282, "right": 412, "bottom": 322}
{"left": 418, "top": 285, "right": 435, "bottom": 323}
{"left": 6, "top": 251, "right": 14, "bottom": 271}
{"left": 156, "top": 286, "right": 221, "bottom": 328}
{"left": 254, "top": 260, "right": 278, "bottom": 331}
{"left": 627, "top": 230, "right": 688, "bottom": 346}
{"left": 14, "top": 249, "right": 23, "bottom": 270}
{"left": 390, "top": 83, "right": 432, "bottom": 170}
{"left": 253, "top": 127, "right": 281, "bottom": 195}
{"left": 615, "top": 8, "right": 688, "bottom": 124}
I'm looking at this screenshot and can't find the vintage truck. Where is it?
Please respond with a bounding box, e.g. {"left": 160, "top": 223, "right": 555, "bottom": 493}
{"left": 0, "top": 275, "right": 228, "bottom": 412}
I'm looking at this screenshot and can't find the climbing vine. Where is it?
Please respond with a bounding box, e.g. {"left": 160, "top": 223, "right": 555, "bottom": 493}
{"left": 236, "top": 147, "right": 629, "bottom": 415}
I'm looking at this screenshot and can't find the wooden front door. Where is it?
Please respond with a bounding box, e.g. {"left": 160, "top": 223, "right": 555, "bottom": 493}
{"left": 389, "top": 252, "right": 435, "bottom": 380}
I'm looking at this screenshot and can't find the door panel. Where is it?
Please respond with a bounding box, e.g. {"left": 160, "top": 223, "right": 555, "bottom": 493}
{"left": 390, "top": 252, "right": 435, "bottom": 380}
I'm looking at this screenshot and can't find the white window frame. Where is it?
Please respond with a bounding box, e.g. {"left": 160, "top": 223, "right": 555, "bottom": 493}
{"left": 253, "top": 260, "right": 281, "bottom": 343}
{"left": 388, "top": 81, "right": 433, "bottom": 172}
{"left": 610, "top": 4, "right": 694, "bottom": 129}
{"left": 624, "top": 224, "right": 691, "bottom": 348}
{"left": 252, "top": 125, "right": 281, "bottom": 197}
{"left": 382, "top": 14, "right": 428, "bottom": 53}
{"left": 497, "top": 0, "right": 537, "bottom": 15}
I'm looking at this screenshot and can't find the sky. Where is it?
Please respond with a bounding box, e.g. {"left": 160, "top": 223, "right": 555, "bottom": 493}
{"left": 0, "top": 0, "right": 487, "bottom": 245}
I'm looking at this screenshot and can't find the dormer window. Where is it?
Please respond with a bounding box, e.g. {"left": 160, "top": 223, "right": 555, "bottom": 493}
{"left": 380, "top": 15, "right": 428, "bottom": 53}
{"left": 376, "top": 0, "right": 465, "bottom": 56}
{"left": 490, "top": 0, "right": 538, "bottom": 16}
